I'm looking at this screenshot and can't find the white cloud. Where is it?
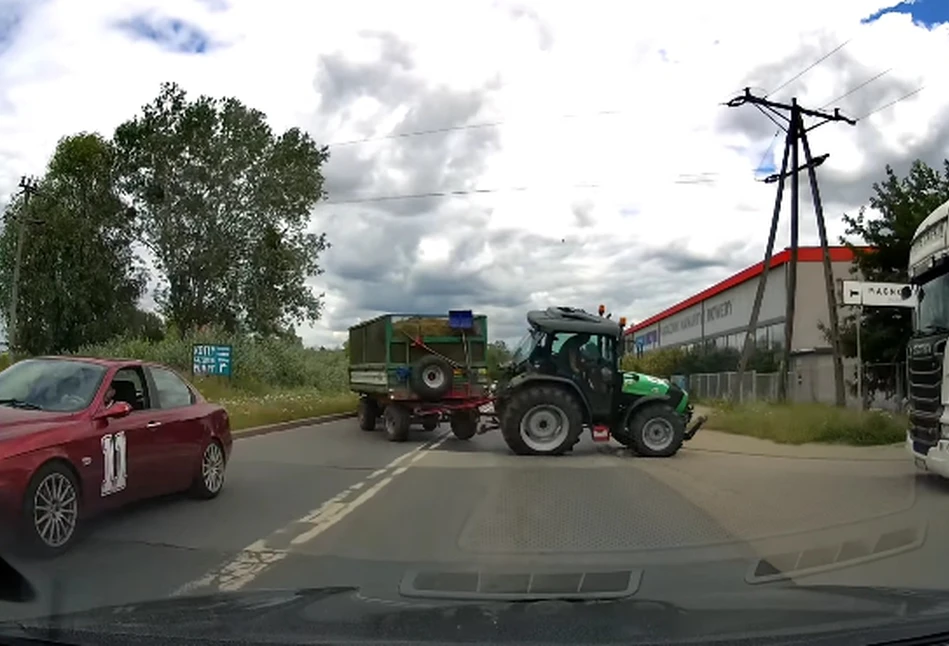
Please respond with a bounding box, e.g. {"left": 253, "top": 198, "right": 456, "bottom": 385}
{"left": 1, "top": 0, "right": 948, "bottom": 348}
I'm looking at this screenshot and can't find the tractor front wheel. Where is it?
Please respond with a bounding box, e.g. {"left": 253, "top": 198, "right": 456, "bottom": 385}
{"left": 501, "top": 385, "right": 583, "bottom": 456}
{"left": 627, "top": 404, "right": 685, "bottom": 457}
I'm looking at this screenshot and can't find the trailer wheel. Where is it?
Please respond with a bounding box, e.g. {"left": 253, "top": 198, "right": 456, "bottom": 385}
{"left": 450, "top": 410, "right": 478, "bottom": 440}
{"left": 384, "top": 405, "right": 410, "bottom": 442}
{"left": 410, "top": 355, "right": 454, "bottom": 400}
{"left": 358, "top": 398, "right": 378, "bottom": 431}
{"left": 627, "top": 403, "right": 685, "bottom": 457}
{"left": 501, "top": 385, "right": 583, "bottom": 456}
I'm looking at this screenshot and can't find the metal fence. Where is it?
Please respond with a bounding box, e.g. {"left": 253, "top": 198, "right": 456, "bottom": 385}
{"left": 677, "top": 361, "right": 907, "bottom": 411}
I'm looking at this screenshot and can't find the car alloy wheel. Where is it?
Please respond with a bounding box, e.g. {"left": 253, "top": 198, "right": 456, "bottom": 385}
{"left": 33, "top": 472, "right": 79, "bottom": 549}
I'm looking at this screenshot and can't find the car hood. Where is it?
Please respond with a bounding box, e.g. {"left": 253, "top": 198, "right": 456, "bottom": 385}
{"left": 6, "top": 585, "right": 949, "bottom": 645}
{"left": 0, "top": 406, "right": 79, "bottom": 442}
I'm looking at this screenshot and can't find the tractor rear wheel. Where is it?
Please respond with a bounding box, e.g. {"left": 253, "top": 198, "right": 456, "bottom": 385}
{"left": 501, "top": 385, "right": 583, "bottom": 456}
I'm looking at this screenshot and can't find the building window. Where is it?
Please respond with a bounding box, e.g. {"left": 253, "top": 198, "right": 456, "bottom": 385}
{"left": 769, "top": 322, "right": 785, "bottom": 349}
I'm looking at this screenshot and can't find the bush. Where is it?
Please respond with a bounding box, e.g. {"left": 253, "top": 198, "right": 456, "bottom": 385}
{"left": 622, "top": 345, "right": 778, "bottom": 377}
{"left": 708, "top": 401, "right": 907, "bottom": 446}
{"left": 76, "top": 326, "right": 348, "bottom": 393}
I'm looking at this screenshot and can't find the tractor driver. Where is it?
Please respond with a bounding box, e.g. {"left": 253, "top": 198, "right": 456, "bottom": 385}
{"left": 557, "top": 333, "right": 591, "bottom": 377}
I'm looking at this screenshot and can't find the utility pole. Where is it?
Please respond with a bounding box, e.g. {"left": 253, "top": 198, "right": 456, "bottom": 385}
{"left": 726, "top": 89, "right": 854, "bottom": 407}
{"left": 8, "top": 176, "right": 39, "bottom": 355}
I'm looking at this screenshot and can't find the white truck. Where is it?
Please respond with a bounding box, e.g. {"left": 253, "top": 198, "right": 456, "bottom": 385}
{"left": 907, "top": 197, "right": 949, "bottom": 476}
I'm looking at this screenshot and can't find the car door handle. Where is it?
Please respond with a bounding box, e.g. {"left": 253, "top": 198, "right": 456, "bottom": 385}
{"left": 146, "top": 421, "right": 162, "bottom": 429}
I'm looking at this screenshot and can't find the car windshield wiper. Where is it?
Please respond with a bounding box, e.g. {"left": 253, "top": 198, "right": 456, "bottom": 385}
{"left": 0, "top": 398, "right": 43, "bottom": 410}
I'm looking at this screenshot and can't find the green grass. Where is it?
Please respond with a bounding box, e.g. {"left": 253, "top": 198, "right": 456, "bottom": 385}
{"left": 204, "top": 385, "right": 358, "bottom": 432}
{"left": 706, "top": 400, "right": 907, "bottom": 446}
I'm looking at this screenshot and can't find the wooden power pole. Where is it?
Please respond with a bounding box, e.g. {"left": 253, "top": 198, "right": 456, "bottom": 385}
{"left": 7, "top": 175, "right": 39, "bottom": 355}
{"left": 726, "top": 89, "right": 853, "bottom": 406}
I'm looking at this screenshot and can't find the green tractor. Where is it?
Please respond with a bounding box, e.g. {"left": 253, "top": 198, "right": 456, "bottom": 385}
{"left": 493, "top": 306, "right": 705, "bottom": 456}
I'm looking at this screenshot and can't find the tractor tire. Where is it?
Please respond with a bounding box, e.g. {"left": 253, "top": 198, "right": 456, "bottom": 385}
{"left": 500, "top": 385, "right": 583, "bottom": 456}
{"left": 627, "top": 403, "right": 685, "bottom": 457}
{"left": 410, "top": 355, "right": 454, "bottom": 400}
{"left": 358, "top": 398, "right": 378, "bottom": 431}
{"left": 450, "top": 410, "right": 478, "bottom": 440}
{"left": 384, "top": 405, "right": 410, "bottom": 442}
{"left": 421, "top": 416, "right": 439, "bottom": 432}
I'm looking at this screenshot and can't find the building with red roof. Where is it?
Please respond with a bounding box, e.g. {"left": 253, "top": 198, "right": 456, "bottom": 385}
{"left": 625, "top": 246, "right": 868, "bottom": 359}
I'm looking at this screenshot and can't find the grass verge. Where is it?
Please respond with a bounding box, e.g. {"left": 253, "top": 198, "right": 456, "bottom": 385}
{"left": 704, "top": 400, "right": 907, "bottom": 446}
{"left": 193, "top": 380, "right": 358, "bottom": 432}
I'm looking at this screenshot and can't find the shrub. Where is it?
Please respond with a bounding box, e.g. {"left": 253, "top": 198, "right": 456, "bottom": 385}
{"left": 708, "top": 401, "right": 907, "bottom": 446}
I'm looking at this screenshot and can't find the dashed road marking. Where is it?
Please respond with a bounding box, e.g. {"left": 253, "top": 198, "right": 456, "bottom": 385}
{"left": 173, "top": 431, "right": 450, "bottom": 595}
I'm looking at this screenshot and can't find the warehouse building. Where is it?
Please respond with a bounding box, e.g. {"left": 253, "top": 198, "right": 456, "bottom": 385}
{"left": 625, "top": 246, "right": 866, "bottom": 402}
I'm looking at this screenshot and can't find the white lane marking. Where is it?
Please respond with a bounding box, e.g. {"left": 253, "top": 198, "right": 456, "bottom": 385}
{"left": 173, "top": 431, "right": 449, "bottom": 596}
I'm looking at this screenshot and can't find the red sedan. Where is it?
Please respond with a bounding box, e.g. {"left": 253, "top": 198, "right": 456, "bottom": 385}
{"left": 0, "top": 356, "right": 233, "bottom": 557}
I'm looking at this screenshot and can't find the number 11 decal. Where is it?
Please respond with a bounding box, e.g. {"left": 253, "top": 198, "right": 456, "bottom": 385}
{"left": 101, "top": 432, "right": 128, "bottom": 497}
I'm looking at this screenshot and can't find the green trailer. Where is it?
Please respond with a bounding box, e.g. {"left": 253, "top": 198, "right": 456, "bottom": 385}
{"left": 348, "top": 311, "right": 492, "bottom": 442}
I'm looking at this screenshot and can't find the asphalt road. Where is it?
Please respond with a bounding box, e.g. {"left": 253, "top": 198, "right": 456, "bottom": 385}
{"left": 4, "top": 418, "right": 949, "bottom": 624}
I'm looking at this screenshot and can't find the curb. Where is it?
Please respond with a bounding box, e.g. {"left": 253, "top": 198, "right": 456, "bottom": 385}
{"left": 234, "top": 411, "right": 357, "bottom": 439}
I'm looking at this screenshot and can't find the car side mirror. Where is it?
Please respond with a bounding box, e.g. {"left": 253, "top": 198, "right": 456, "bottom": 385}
{"left": 94, "top": 401, "right": 132, "bottom": 420}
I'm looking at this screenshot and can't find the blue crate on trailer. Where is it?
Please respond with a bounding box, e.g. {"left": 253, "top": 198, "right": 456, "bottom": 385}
{"left": 448, "top": 309, "right": 474, "bottom": 330}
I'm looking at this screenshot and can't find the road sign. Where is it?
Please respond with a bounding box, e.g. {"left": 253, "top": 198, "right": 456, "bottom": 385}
{"left": 842, "top": 280, "right": 917, "bottom": 308}
{"left": 192, "top": 344, "right": 233, "bottom": 377}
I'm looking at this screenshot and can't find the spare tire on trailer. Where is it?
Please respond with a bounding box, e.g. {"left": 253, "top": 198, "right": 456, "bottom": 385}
{"left": 410, "top": 355, "right": 454, "bottom": 400}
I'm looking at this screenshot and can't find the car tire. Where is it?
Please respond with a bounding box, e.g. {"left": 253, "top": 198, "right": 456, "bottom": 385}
{"left": 358, "top": 397, "right": 378, "bottom": 431}
{"left": 501, "top": 385, "right": 583, "bottom": 456}
{"left": 450, "top": 410, "right": 478, "bottom": 440}
{"left": 409, "top": 355, "right": 454, "bottom": 400}
{"left": 384, "top": 405, "right": 410, "bottom": 442}
{"left": 628, "top": 404, "right": 685, "bottom": 457}
{"left": 20, "top": 461, "right": 82, "bottom": 558}
{"left": 190, "top": 439, "right": 227, "bottom": 499}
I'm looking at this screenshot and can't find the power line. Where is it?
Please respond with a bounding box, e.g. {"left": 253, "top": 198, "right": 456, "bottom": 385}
{"left": 323, "top": 175, "right": 720, "bottom": 205}
{"left": 326, "top": 108, "right": 627, "bottom": 148}
{"left": 856, "top": 86, "right": 924, "bottom": 121}
{"left": 766, "top": 40, "right": 851, "bottom": 98}
{"left": 820, "top": 68, "right": 892, "bottom": 110}
{"left": 754, "top": 130, "right": 781, "bottom": 177}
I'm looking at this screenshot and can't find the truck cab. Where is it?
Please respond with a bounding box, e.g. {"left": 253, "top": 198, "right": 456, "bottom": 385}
{"left": 906, "top": 198, "right": 949, "bottom": 476}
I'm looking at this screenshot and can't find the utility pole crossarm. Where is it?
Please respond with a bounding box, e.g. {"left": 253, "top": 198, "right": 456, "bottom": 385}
{"left": 726, "top": 88, "right": 858, "bottom": 125}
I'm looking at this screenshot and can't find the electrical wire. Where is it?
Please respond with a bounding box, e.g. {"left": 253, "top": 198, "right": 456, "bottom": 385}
{"left": 754, "top": 130, "right": 781, "bottom": 176}
{"left": 326, "top": 108, "right": 627, "bottom": 147}
{"left": 856, "top": 86, "right": 925, "bottom": 121}
{"left": 820, "top": 68, "right": 892, "bottom": 110}
{"left": 765, "top": 39, "right": 851, "bottom": 98}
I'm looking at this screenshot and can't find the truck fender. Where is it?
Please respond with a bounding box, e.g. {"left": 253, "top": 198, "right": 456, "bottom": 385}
{"left": 621, "top": 395, "right": 672, "bottom": 428}
{"left": 503, "top": 374, "right": 593, "bottom": 423}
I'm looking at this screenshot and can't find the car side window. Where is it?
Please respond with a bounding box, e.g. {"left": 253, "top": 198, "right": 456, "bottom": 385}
{"left": 109, "top": 367, "right": 151, "bottom": 410}
{"left": 150, "top": 367, "right": 195, "bottom": 409}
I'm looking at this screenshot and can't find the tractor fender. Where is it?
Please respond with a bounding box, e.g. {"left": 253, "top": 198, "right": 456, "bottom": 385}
{"left": 621, "top": 395, "right": 672, "bottom": 428}
{"left": 502, "top": 373, "right": 593, "bottom": 423}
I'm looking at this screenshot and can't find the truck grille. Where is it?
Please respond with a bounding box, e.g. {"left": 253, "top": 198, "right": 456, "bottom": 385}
{"left": 907, "top": 335, "right": 947, "bottom": 449}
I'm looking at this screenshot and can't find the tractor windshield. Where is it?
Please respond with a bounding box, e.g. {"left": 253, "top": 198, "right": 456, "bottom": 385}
{"left": 510, "top": 328, "right": 544, "bottom": 365}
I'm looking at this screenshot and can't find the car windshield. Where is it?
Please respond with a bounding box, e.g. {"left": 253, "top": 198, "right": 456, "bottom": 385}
{"left": 917, "top": 271, "right": 949, "bottom": 333}
{"left": 0, "top": 359, "right": 106, "bottom": 413}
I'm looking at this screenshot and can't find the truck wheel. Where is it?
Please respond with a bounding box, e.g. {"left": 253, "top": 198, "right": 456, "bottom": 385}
{"left": 410, "top": 355, "right": 454, "bottom": 400}
{"left": 450, "top": 410, "right": 478, "bottom": 440}
{"left": 628, "top": 404, "right": 685, "bottom": 457}
{"left": 501, "top": 386, "right": 583, "bottom": 456}
{"left": 358, "top": 398, "right": 378, "bottom": 431}
{"left": 384, "top": 405, "right": 410, "bottom": 442}
{"left": 421, "top": 416, "right": 439, "bottom": 432}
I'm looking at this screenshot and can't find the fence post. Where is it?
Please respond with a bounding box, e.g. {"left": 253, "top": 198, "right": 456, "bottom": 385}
{"left": 751, "top": 370, "right": 757, "bottom": 402}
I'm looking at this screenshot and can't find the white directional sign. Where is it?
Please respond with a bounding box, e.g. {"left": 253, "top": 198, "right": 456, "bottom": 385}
{"left": 842, "top": 280, "right": 917, "bottom": 308}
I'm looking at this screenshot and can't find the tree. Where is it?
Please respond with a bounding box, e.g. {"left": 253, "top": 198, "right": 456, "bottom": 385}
{"left": 113, "top": 82, "right": 330, "bottom": 336}
{"left": 834, "top": 159, "right": 949, "bottom": 394}
{"left": 486, "top": 340, "right": 512, "bottom": 380}
{"left": 0, "top": 134, "right": 146, "bottom": 355}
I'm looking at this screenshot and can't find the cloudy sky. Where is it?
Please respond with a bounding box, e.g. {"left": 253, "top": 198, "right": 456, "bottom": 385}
{"left": 0, "top": 0, "right": 947, "bottom": 347}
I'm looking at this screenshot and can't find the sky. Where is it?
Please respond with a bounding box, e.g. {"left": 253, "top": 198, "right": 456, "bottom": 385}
{"left": 0, "top": 0, "right": 947, "bottom": 348}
